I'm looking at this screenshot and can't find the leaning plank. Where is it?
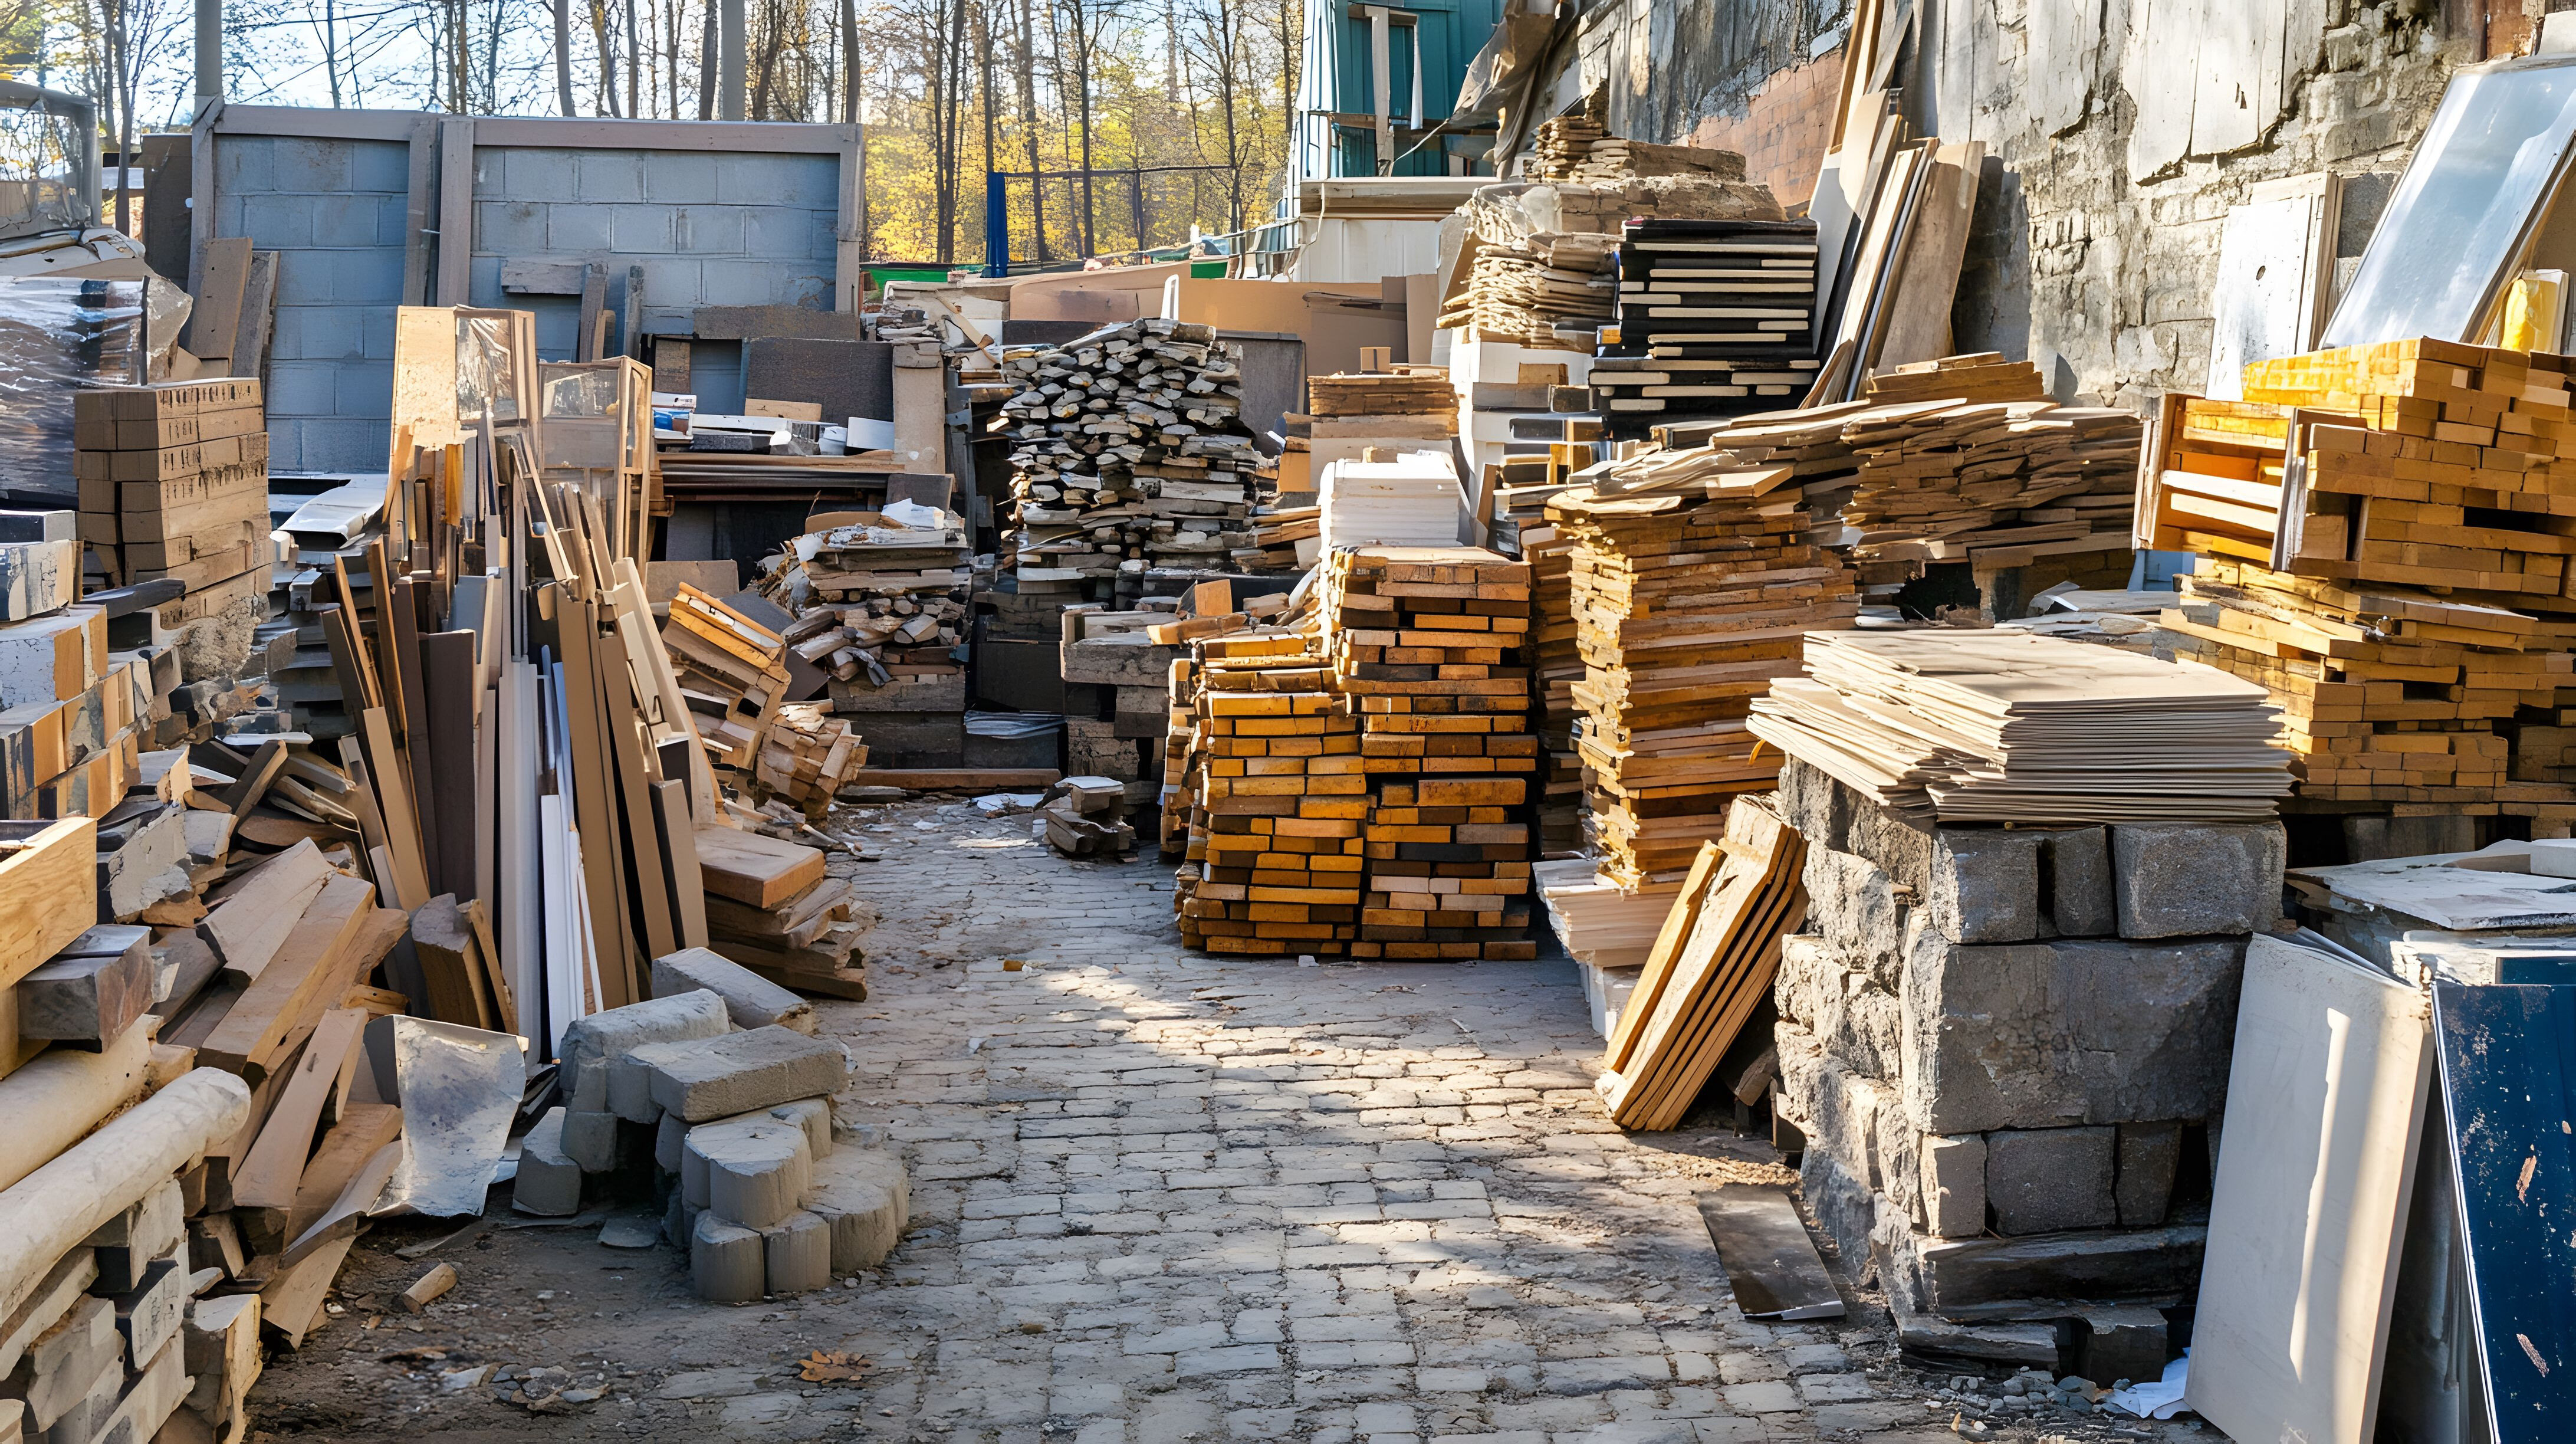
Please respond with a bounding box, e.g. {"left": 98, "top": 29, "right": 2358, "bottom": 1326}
{"left": 280, "top": 1102, "right": 403, "bottom": 1252}
{"left": 693, "top": 826, "right": 827, "bottom": 908}
{"left": 0, "top": 816, "right": 97, "bottom": 989}
{"left": 357, "top": 706, "right": 432, "bottom": 910}
{"left": 653, "top": 780, "right": 710, "bottom": 950}
{"left": 409, "top": 895, "right": 495, "bottom": 1029}
{"left": 194, "top": 874, "right": 374, "bottom": 1077}
{"left": 198, "top": 840, "right": 331, "bottom": 982}
{"left": 0, "top": 1069, "right": 251, "bottom": 1325}
{"left": 231, "top": 1007, "right": 369, "bottom": 1210}
{"left": 420, "top": 630, "right": 481, "bottom": 905}
{"left": 1604, "top": 841, "right": 1723, "bottom": 1074}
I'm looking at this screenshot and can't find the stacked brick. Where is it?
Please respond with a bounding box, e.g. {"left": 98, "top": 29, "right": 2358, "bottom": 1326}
{"left": 1770, "top": 757, "right": 2282, "bottom": 1352}
{"left": 74, "top": 380, "right": 270, "bottom": 606}
{"left": 1327, "top": 548, "right": 1539, "bottom": 960}
{"left": 2143, "top": 340, "right": 2576, "bottom": 810}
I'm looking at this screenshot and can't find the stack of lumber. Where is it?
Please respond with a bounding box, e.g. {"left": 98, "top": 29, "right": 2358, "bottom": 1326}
{"left": 1326, "top": 547, "right": 1539, "bottom": 960}
{"left": 1319, "top": 451, "right": 1466, "bottom": 552}
{"left": 1300, "top": 369, "right": 1460, "bottom": 504}
{"left": 752, "top": 704, "right": 867, "bottom": 817}
{"left": 1307, "top": 371, "right": 1457, "bottom": 418}
{"left": 1169, "top": 628, "right": 1364, "bottom": 956}
{"left": 1519, "top": 517, "right": 1585, "bottom": 854}
{"left": 1535, "top": 859, "right": 1687, "bottom": 969}
{"left": 1803, "top": 110, "right": 1988, "bottom": 403}
{"left": 695, "top": 823, "right": 870, "bottom": 999}
{"left": 0, "top": 532, "right": 142, "bottom": 816}
{"left": 1528, "top": 114, "right": 1750, "bottom": 186}
{"left": 661, "top": 583, "right": 790, "bottom": 771}
{"left": 74, "top": 380, "right": 272, "bottom": 627}
{"left": 2136, "top": 339, "right": 2576, "bottom": 806}
{"left": 1747, "top": 629, "right": 2294, "bottom": 821}
{"left": 1241, "top": 501, "right": 1322, "bottom": 572}
{"left": 1841, "top": 388, "right": 2141, "bottom": 573}
{"left": 761, "top": 505, "right": 972, "bottom": 769}
{"left": 993, "top": 319, "right": 1263, "bottom": 595}
{"left": 1595, "top": 798, "right": 1805, "bottom": 1130}
{"left": 1543, "top": 447, "right": 1857, "bottom": 885}
{"left": 1041, "top": 775, "right": 1134, "bottom": 857}
{"left": 1591, "top": 218, "right": 1822, "bottom": 436}
{"left": 268, "top": 474, "right": 390, "bottom": 741}
{"left": 1526, "top": 114, "right": 1609, "bottom": 177}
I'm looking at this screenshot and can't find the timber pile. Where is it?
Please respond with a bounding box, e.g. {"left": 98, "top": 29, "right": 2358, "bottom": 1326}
{"left": 695, "top": 824, "right": 870, "bottom": 999}
{"left": 1544, "top": 447, "right": 1857, "bottom": 886}
{"left": 1748, "top": 629, "right": 2294, "bottom": 821}
{"left": 662, "top": 584, "right": 790, "bottom": 772}
{"left": 2137, "top": 339, "right": 2576, "bottom": 806}
{"left": 74, "top": 380, "right": 272, "bottom": 623}
{"left": 1841, "top": 389, "right": 2141, "bottom": 573}
{"left": 269, "top": 475, "right": 392, "bottom": 742}
{"left": 1519, "top": 518, "right": 1585, "bottom": 854}
{"left": 993, "top": 320, "right": 1263, "bottom": 594}
{"left": 761, "top": 504, "right": 973, "bottom": 769}
{"left": 1590, "top": 218, "right": 1823, "bottom": 434}
{"left": 1319, "top": 452, "right": 1466, "bottom": 552}
{"left": 753, "top": 704, "right": 868, "bottom": 818}
{"left": 1326, "top": 548, "right": 1539, "bottom": 960}
{"left": 1307, "top": 371, "right": 1457, "bottom": 418}
{"left": 1529, "top": 114, "right": 1750, "bottom": 186}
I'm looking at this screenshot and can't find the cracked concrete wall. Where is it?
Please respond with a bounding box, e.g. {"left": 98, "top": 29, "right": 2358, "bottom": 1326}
{"left": 1588, "top": 0, "right": 2497, "bottom": 405}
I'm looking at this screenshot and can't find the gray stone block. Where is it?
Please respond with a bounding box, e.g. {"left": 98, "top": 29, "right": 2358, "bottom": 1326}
{"left": 558, "top": 1109, "right": 626, "bottom": 1174}
{"left": 1907, "top": 1225, "right": 2207, "bottom": 1318}
{"left": 646, "top": 1026, "right": 847, "bottom": 1124}
{"left": 715, "top": 154, "right": 836, "bottom": 208}
{"left": 761, "top": 1210, "right": 832, "bottom": 1295}
{"left": 2078, "top": 1305, "right": 2170, "bottom": 1387}
{"left": 547, "top": 203, "right": 616, "bottom": 252}
{"left": 1775, "top": 759, "right": 1850, "bottom": 854}
{"left": 1900, "top": 932, "right": 2245, "bottom": 1134}
{"left": 1920, "top": 1134, "right": 1987, "bottom": 1239}
{"left": 561, "top": 990, "right": 732, "bottom": 1115}
{"left": 645, "top": 152, "right": 721, "bottom": 204}
{"left": 349, "top": 137, "right": 409, "bottom": 192}
{"left": 652, "top": 947, "right": 815, "bottom": 1035}
{"left": 1800, "top": 849, "right": 1905, "bottom": 983}
{"left": 573, "top": 151, "right": 647, "bottom": 201}
{"left": 676, "top": 207, "right": 749, "bottom": 255}
{"left": 655, "top": 1112, "right": 688, "bottom": 1174}
{"left": 272, "top": 137, "right": 354, "bottom": 192}
{"left": 1985, "top": 1127, "right": 2117, "bottom": 1235}
{"left": 2109, "top": 822, "right": 2286, "bottom": 938}
{"left": 1928, "top": 829, "right": 2042, "bottom": 944}
{"left": 2041, "top": 826, "right": 2115, "bottom": 937}
{"left": 690, "top": 1213, "right": 765, "bottom": 1304}
{"left": 498, "top": 148, "right": 578, "bottom": 200}
{"left": 684, "top": 1115, "right": 813, "bottom": 1228}
{"left": 475, "top": 199, "right": 549, "bottom": 255}
{"left": 768, "top": 1098, "right": 834, "bottom": 1160}
{"left": 2115, "top": 1121, "right": 2184, "bottom": 1227}
{"left": 511, "top": 1108, "right": 584, "bottom": 1216}
{"left": 1849, "top": 799, "right": 1935, "bottom": 892}
{"left": 606, "top": 204, "right": 678, "bottom": 253}
{"left": 804, "top": 1148, "right": 909, "bottom": 1272}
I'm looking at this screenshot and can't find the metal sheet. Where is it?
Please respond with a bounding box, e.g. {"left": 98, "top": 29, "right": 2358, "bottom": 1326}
{"left": 2433, "top": 982, "right": 2576, "bottom": 1442}
{"left": 1694, "top": 1185, "right": 1845, "bottom": 1321}
{"left": 368, "top": 1015, "right": 527, "bottom": 1218}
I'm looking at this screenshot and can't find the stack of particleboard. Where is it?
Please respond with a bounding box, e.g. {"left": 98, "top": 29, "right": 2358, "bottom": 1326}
{"left": 1589, "top": 216, "right": 1822, "bottom": 438}
{"left": 1325, "top": 547, "right": 1539, "bottom": 960}
{"left": 660, "top": 583, "right": 789, "bottom": 774}
{"left": 1169, "top": 628, "right": 1362, "bottom": 956}
{"left": 1318, "top": 451, "right": 1466, "bottom": 552}
{"left": 694, "top": 823, "right": 871, "bottom": 998}
{"left": 2132, "top": 339, "right": 2576, "bottom": 815}
{"left": 73, "top": 379, "right": 272, "bottom": 628}
{"left": 993, "top": 319, "right": 1262, "bottom": 596}
{"left": 1543, "top": 446, "right": 1857, "bottom": 887}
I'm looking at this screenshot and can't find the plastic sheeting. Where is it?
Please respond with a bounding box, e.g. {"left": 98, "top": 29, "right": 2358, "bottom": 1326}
{"left": 0, "top": 275, "right": 151, "bottom": 506}
{"left": 365, "top": 1015, "right": 527, "bottom": 1218}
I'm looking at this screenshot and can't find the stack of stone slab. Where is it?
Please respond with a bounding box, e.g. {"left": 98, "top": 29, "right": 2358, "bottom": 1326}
{"left": 1769, "top": 755, "right": 2283, "bottom": 1368}
{"left": 514, "top": 956, "right": 909, "bottom": 1302}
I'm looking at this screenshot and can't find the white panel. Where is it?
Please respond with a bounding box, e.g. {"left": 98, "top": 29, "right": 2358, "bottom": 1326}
{"left": 2124, "top": 0, "right": 2198, "bottom": 179}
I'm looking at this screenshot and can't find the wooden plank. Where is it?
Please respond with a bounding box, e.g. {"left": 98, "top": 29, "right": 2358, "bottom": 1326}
{"left": 357, "top": 707, "right": 432, "bottom": 910}
{"left": 653, "top": 780, "right": 711, "bottom": 950}
{"left": 409, "top": 894, "right": 495, "bottom": 1029}
{"left": 1605, "top": 841, "right": 1721, "bottom": 1074}
{"left": 692, "top": 826, "right": 827, "bottom": 908}
{"left": 280, "top": 1102, "right": 403, "bottom": 1249}
{"left": 199, "top": 840, "right": 332, "bottom": 982}
{"left": 1695, "top": 1186, "right": 1845, "bottom": 1320}
{"left": 0, "top": 817, "right": 96, "bottom": 989}
{"left": 420, "top": 630, "right": 479, "bottom": 904}
{"left": 223, "top": 738, "right": 288, "bottom": 818}
{"left": 386, "top": 576, "right": 439, "bottom": 888}
{"left": 548, "top": 587, "right": 633, "bottom": 1009}
{"left": 195, "top": 874, "right": 374, "bottom": 1078}
{"left": 189, "top": 237, "right": 251, "bottom": 363}
{"left": 257, "top": 1235, "right": 353, "bottom": 1349}
{"left": 599, "top": 628, "right": 678, "bottom": 961}
{"left": 233, "top": 250, "right": 280, "bottom": 378}
{"left": 231, "top": 1007, "right": 369, "bottom": 1210}
{"left": 465, "top": 899, "right": 516, "bottom": 1033}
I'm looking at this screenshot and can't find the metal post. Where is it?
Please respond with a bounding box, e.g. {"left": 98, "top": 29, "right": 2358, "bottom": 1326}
{"left": 719, "top": 0, "right": 747, "bottom": 120}
{"left": 984, "top": 170, "right": 1010, "bottom": 277}
{"left": 195, "top": 0, "right": 223, "bottom": 108}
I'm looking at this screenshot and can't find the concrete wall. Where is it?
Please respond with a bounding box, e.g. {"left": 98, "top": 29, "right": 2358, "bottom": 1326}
{"left": 216, "top": 134, "right": 411, "bottom": 472}
{"left": 1569, "top": 0, "right": 2483, "bottom": 406}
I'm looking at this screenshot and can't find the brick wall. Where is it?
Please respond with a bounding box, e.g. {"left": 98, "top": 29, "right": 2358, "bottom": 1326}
{"left": 1688, "top": 50, "right": 1844, "bottom": 211}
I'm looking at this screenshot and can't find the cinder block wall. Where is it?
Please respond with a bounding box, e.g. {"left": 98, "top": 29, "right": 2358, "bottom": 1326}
{"left": 220, "top": 134, "right": 412, "bottom": 472}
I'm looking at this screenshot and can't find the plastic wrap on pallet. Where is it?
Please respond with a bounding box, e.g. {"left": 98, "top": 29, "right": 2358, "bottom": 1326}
{"left": 0, "top": 275, "right": 157, "bottom": 505}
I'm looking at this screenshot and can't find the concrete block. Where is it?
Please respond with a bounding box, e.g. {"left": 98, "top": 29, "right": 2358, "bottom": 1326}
{"left": 804, "top": 1147, "right": 910, "bottom": 1272}
{"left": 271, "top": 137, "right": 354, "bottom": 192}
{"left": 1849, "top": 797, "right": 1934, "bottom": 892}
{"left": 2115, "top": 1121, "right": 2184, "bottom": 1226}
{"left": 2108, "top": 822, "right": 2286, "bottom": 937}
{"left": 2076, "top": 1305, "right": 2170, "bottom": 1387}
{"left": 2, "top": 1295, "right": 115, "bottom": 1430}
{"left": 349, "top": 137, "right": 409, "bottom": 192}
{"left": 511, "top": 1108, "right": 583, "bottom": 1216}
{"left": 1919, "top": 1134, "right": 1987, "bottom": 1239}
{"left": 573, "top": 151, "right": 646, "bottom": 201}
{"left": 547, "top": 203, "right": 616, "bottom": 252}
{"left": 655, "top": 1112, "right": 687, "bottom": 1175}
{"left": 1900, "top": 933, "right": 2245, "bottom": 1134}
{"left": 558, "top": 1110, "right": 626, "bottom": 1174}
{"left": 561, "top": 990, "right": 731, "bottom": 1114}
{"left": 760, "top": 1209, "right": 832, "bottom": 1294}
{"left": 1927, "top": 829, "right": 2042, "bottom": 944}
{"left": 652, "top": 947, "right": 815, "bottom": 1035}
{"left": 17, "top": 928, "right": 153, "bottom": 1048}
{"left": 684, "top": 1115, "right": 813, "bottom": 1228}
{"left": 475, "top": 200, "right": 550, "bottom": 255}
{"left": 213, "top": 140, "right": 274, "bottom": 195}
{"left": 675, "top": 207, "right": 749, "bottom": 255}
{"left": 715, "top": 154, "right": 836, "bottom": 208}
{"left": 86, "top": 1181, "right": 183, "bottom": 1289}
{"left": 690, "top": 1213, "right": 765, "bottom": 1303}
{"left": 767, "top": 1098, "right": 834, "bottom": 1160}
{"left": 1985, "top": 1127, "right": 2117, "bottom": 1235}
{"left": 605, "top": 204, "right": 677, "bottom": 253}
{"left": 498, "top": 149, "right": 578, "bottom": 201}
{"left": 697, "top": 260, "right": 787, "bottom": 306}
{"left": 2041, "top": 826, "right": 2115, "bottom": 937}
{"left": 331, "top": 248, "right": 403, "bottom": 305}
{"left": 646, "top": 1026, "right": 847, "bottom": 1124}
{"left": 743, "top": 205, "right": 817, "bottom": 258}
{"left": 1905, "top": 1224, "right": 2207, "bottom": 1318}
{"left": 107, "top": 1250, "right": 187, "bottom": 1367}
{"left": 645, "top": 152, "right": 721, "bottom": 204}
{"left": 310, "top": 195, "right": 385, "bottom": 247}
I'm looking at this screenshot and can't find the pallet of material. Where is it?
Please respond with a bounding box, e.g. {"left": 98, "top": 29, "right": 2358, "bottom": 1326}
{"left": 1545, "top": 445, "right": 1858, "bottom": 884}
{"left": 73, "top": 380, "right": 271, "bottom": 598}
{"left": 1305, "top": 370, "right": 1457, "bottom": 418}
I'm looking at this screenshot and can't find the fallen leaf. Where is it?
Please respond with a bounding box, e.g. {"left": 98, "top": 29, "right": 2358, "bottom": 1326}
{"left": 799, "top": 1349, "right": 870, "bottom": 1384}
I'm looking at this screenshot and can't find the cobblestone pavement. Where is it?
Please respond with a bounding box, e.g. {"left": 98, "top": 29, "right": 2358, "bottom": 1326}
{"left": 256, "top": 799, "right": 2204, "bottom": 1443}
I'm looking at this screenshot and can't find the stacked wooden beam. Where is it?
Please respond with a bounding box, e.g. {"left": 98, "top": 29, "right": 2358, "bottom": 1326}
{"left": 763, "top": 506, "right": 972, "bottom": 769}
{"left": 2134, "top": 339, "right": 2576, "bottom": 808}
{"left": 753, "top": 704, "right": 868, "bottom": 817}
{"left": 1306, "top": 371, "right": 1458, "bottom": 418}
{"left": 696, "top": 824, "right": 870, "bottom": 999}
{"left": 1840, "top": 389, "right": 2141, "bottom": 571}
{"left": 74, "top": 380, "right": 272, "bottom": 622}
{"left": 1518, "top": 517, "right": 1585, "bottom": 854}
{"left": 1326, "top": 548, "right": 1539, "bottom": 960}
{"left": 993, "top": 320, "right": 1263, "bottom": 595}
{"left": 1545, "top": 448, "right": 1858, "bottom": 885}
{"left": 1591, "top": 218, "right": 1822, "bottom": 435}
{"left": 662, "top": 584, "right": 790, "bottom": 772}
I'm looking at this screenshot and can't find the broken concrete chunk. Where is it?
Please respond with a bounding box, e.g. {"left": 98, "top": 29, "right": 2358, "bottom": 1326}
{"left": 766, "top": 1098, "right": 834, "bottom": 1161}
{"left": 689, "top": 1213, "right": 765, "bottom": 1304}
{"left": 510, "top": 1108, "right": 583, "bottom": 1217}
{"left": 652, "top": 947, "right": 816, "bottom": 1035}
{"left": 646, "top": 1026, "right": 847, "bottom": 1124}
{"left": 761, "top": 1210, "right": 832, "bottom": 1295}
{"left": 2108, "top": 822, "right": 2286, "bottom": 938}
{"left": 2077, "top": 1304, "right": 2171, "bottom": 1387}
{"left": 1927, "top": 828, "right": 2042, "bottom": 944}
{"left": 1984, "top": 1126, "right": 2117, "bottom": 1235}
{"left": 560, "top": 991, "right": 732, "bottom": 1115}
{"left": 804, "top": 1148, "right": 911, "bottom": 1272}
{"left": 557, "top": 1110, "right": 629, "bottom": 1175}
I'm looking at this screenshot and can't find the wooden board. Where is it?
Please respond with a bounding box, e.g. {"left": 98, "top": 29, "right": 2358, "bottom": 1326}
{"left": 692, "top": 826, "right": 827, "bottom": 908}
{"left": 356, "top": 707, "right": 431, "bottom": 909}
{"left": 653, "top": 780, "right": 710, "bottom": 950}
{"left": 201, "top": 840, "right": 331, "bottom": 982}
{"left": 420, "top": 630, "right": 480, "bottom": 903}
{"left": 0, "top": 817, "right": 96, "bottom": 990}
{"left": 258, "top": 1234, "right": 353, "bottom": 1349}
{"left": 195, "top": 874, "right": 374, "bottom": 1077}
{"left": 231, "top": 1007, "right": 369, "bottom": 1210}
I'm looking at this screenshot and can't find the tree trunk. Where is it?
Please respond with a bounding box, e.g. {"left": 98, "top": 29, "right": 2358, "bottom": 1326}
{"left": 840, "top": 0, "right": 858, "bottom": 122}
{"left": 625, "top": 0, "right": 640, "bottom": 116}
{"left": 556, "top": 0, "right": 577, "bottom": 114}
{"left": 1015, "top": 0, "right": 1043, "bottom": 262}
{"left": 697, "top": 0, "right": 717, "bottom": 117}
